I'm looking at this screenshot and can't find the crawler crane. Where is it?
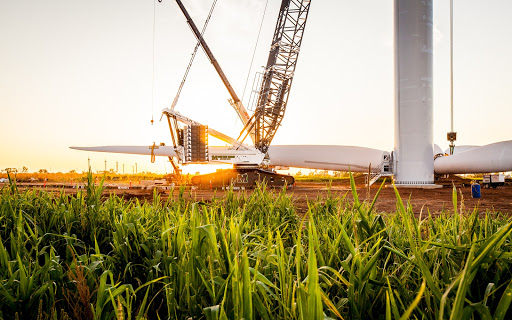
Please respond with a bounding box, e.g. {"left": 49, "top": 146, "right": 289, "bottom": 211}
{"left": 165, "top": 0, "right": 311, "bottom": 188}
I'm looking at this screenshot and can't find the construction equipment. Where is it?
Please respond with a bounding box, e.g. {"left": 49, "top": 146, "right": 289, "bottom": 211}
{"left": 72, "top": 0, "right": 512, "bottom": 187}
{"left": 241, "top": 0, "right": 311, "bottom": 154}
{"left": 482, "top": 174, "right": 505, "bottom": 189}
{"left": 191, "top": 167, "right": 294, "bottom": 189}
{"left": 164, "top": 0, "right": 311, "bottom": 188}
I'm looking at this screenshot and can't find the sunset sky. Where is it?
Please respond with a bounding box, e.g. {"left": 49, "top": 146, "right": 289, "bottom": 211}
{"left": 1, "top": 0, "right": 511, "bottom": 174}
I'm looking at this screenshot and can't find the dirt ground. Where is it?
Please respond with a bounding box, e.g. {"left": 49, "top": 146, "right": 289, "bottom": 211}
{"left": 5, "top": 175, "right": 511, "bottom": 216}
{"left": 187, "top": 179, "right": 512, "bottom": 216}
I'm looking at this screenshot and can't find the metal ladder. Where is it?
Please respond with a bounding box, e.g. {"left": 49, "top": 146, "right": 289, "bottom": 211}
{"left": 366, "top": 158, "right": 394, "bottom": 187}
{"left": 366, "top": 164, "right": 384, "bottom": 187}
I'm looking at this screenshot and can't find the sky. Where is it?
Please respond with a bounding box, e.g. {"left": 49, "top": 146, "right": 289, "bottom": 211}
{"left": 1, "top": 0, "right": 511, "bottom": 174}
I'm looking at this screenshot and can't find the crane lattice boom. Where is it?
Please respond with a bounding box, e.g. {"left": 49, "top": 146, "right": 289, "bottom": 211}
{"left": 252, "top": 0, "right": 311, "bottom": 154}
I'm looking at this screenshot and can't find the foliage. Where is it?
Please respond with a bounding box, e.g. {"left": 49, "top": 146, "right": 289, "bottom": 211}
{"left": 0, "top": 173, "right": 511, "bottom": 319}
{"left": 294, "top": 170, "right": 363, "bottom": 182}
{"left": 0, "top": 172, "right": 167, "bottom": 183}
{"left": 294, "top": 176, "right": 352, "bottom": 182}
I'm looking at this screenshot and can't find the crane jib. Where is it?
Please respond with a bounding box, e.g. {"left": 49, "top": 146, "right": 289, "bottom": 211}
{"left": 174, "top": 0, "right": 252, "bottom": 130}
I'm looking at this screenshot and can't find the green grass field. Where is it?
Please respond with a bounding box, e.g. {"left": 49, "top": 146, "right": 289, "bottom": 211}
{"left": 0, "top": 173, "right": 511, "bottom": 319}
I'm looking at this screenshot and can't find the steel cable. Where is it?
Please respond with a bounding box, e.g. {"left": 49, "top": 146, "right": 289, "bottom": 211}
{"left": 171, "top": 0, "right": 218, "bottom": 111}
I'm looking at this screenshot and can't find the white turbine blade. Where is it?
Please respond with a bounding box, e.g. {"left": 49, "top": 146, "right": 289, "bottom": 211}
{"left": 268, "top": 145, "right": 386, "bottom": 172}
{"left": 70, "top": 146, "right": 177, "bottom": 157}
{"left": 434, "top": 144, "right": 443, "bottom": 156}
{"left": 71, "top": 144, "right": 387, "bottom": 172}
{"left": 435, "top": 140, "right": 512, "bottom": 174}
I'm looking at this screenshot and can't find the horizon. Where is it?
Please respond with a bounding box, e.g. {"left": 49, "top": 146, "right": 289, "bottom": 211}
{"left": 1, "top": 0, "right": 511, "bottom": 174}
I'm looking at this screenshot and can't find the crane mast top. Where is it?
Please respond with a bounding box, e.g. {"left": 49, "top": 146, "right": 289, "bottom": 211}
{"left": 246, "top": 0, "right": 311, "bottom": 154}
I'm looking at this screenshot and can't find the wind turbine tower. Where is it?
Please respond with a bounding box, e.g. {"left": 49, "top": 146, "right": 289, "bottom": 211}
{"left": 393, "top": 0, "right": 435, "bottom": 186}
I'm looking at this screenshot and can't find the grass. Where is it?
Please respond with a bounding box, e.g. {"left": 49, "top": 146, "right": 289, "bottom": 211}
{"left": 0, "top": 172, "right": 511, "bottom": 319}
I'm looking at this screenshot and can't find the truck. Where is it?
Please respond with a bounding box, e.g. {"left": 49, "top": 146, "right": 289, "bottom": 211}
{"left": 482, "top": 174, "right": 505, "bottom": 188}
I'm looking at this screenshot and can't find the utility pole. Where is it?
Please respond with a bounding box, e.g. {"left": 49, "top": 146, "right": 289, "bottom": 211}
{"left": 135, "top": 163, "right": 138, "bottom": 174}
{"left": 88, "top": 157, "right": 90, "bottom": 169}
{"left": 104, "top": 159, "right": 107, "bottom": 173}
{"left": 123, "top": 164, "right": 125, "bottom": 174}
{"left": 116, "top": 161, "right": 118, "bottom": 173}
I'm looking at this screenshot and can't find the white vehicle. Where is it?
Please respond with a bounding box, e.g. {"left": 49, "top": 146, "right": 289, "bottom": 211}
{"left": 482, "top": 174, "right": 505, "bottom": 189}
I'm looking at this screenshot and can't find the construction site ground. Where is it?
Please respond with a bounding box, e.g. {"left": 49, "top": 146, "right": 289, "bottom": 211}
{"left": 4, "top": 175, "right": 512, "bottom": 217}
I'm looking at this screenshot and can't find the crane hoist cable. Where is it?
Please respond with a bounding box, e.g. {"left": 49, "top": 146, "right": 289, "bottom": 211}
{"left": 151, "top": 0, "right": 157, "bottom": 125}
{"left": 241, "top": 0, "right": 270, "bottom": 103}
{"left": 447, "top": 0, "right": 457, "bottom": 155}
{"left": 170, "top": 0, "right": 218, "bottom": 111}
{"left": 234, "top": 0, "right": 270, "bottom": 129}
{"left": 150, "top": 142, "right": 157, "bottom": 163}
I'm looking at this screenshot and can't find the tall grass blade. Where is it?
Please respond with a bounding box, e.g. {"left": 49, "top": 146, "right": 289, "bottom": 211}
{"left": 399, "top": 279, "right": 426, "bottom": 320}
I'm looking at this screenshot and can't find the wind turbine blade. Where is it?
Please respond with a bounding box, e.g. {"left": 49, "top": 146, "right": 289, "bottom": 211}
{"left": 443, "top": 145, "right": 480, "bottom": 155}
{"left": 70, "top": 146, "right": 177, "bottom": 157}
{"left": 435, "top": 140, "right": 512, "bottom": 174}
{"left": 268, "top": 145, "right": 386, "bottom": 172}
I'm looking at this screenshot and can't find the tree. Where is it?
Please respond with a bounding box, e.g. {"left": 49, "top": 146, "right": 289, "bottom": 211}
{"left": 319, "top": 170, "right": 329, "bottom": 176}
{"left": 22, "top": 166, "right": 28, "bottom": 173}
{"left": 38, "top": 169, "right": 48, "bottom": 174}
